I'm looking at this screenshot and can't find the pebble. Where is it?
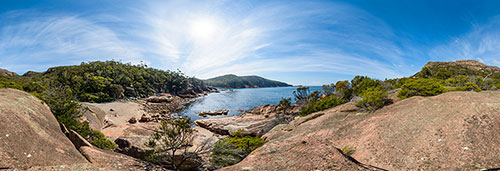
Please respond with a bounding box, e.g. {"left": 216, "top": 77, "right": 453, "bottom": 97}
{"left": 5, "top": 134, "right": 9, "bottom": 137}
{"left": 463, "top": 147, "right": 469, "bottom": 150}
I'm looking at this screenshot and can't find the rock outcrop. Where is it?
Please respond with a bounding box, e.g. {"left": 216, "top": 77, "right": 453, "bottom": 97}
{"left": 195, "top": 104, "right": 298, "bottom": 137}
{"left": 0, "top": 68, "right": 18, "bottom": 77}
{"left": 224, "top": 91, "right": 500, "bottom": 170}
{"left": 0, "top": 89, "right": 88, "bottom": 168}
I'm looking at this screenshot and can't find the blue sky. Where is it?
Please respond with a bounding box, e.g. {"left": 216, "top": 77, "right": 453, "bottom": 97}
{"left": 1, "top": 0, "right": 500, "bottom": 85}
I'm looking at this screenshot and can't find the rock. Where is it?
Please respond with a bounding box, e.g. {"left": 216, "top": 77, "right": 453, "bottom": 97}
{"left": 115, "top": 138, "right": 131, "bottom": 149}
{"left": 195, "top": 105, "right": 294, "bottom": 137}
{"left": 226, "top": 91, "right": 500, "bottom": 170}
{"left": 80, "top": 103, "right": 107, "bottom": 130}
{"left": 145, "top": 96, "right": 172, "bottom": 103}
{"left": 0, "top": 89, "right": 88, "bottom": 168}
{"left": 139, "top": 114, "right": 151, "bottom": 122}
{"left": 79, "top": 146, "right": 160, "bottom": 170}
{"left": 110, "top": 108, "right": 114, "bottom": 111}
{"left": 198, "top": 110, "right": 229, "bottom": 117}
{"left": 0, "top": 68, "right": 18, "bottom": 77}
{"left": 128, "top": 117, "right": 137, "bottom": 124}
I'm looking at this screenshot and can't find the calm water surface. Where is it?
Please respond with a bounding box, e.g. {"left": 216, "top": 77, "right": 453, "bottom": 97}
{"left": 181, "top": 86, "right": 321, "bottom": 121}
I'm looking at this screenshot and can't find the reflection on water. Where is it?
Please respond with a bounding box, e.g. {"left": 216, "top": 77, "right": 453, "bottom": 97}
{"left": 181, "top": 86, "right": 322, "bottom": 121}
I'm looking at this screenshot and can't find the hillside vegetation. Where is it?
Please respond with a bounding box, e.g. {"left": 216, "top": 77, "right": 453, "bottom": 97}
{"left": 294, "top": 60, "right": 500, "bottom": 116}
{"left": 0, "top": 61, "right": 213, "bottom": 150}
{"left": 222, "top": 60, "right": 500, "bottom": 170}
{"left": 204, "top": 74, "right": 291, "bottom": 88}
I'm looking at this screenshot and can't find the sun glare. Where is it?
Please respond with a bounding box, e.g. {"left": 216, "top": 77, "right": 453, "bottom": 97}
{"left": 189, "top": 17, "right": 218, "bottom": 41}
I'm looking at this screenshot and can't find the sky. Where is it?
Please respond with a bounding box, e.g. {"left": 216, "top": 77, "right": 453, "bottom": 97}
{"left": 1, "top": 0, "right": 500, "bottom": 85}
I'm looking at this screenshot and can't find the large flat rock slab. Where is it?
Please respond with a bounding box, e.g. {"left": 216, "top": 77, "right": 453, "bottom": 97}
{"left": 0, "top": 89, "right": 88, "bottom": 168}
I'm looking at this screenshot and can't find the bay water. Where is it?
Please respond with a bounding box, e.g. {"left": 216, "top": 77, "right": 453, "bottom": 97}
{"left": 181, "top": 86, "right": 322, "bottom": 121}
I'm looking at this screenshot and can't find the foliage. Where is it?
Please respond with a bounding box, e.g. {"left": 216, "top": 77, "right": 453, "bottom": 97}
{"left": 28, "top": 61, "right": 189, "bottom": 102}
{"left": 321, "top": 83, "right": 335, "bottom": 96}
{"left": 398, "top": 78, "right": 445, "bottom": 99}
{"left": 211, "top": 136, "right": 267, "bottom": 167}
{"left": 351, "top": 76, "right": 382, "bottom": 95}
{"left": 355, "top": 87, "right": 390, "bottom": 112}
{"left": 293, "top": 86, "right": 310, "bottom": 105}
{"left": 453, "top": 82, "right": 482, "bottom": 92}
{"left": 39, "top": 87, "right": 115, "bottom": 150}
{"left": 204, "top": 74, "right": 291, "bottom": 88}
{"left": 340, "top": 145, "right": 355, "bottom": 156}
{"left": 278, "top": 97, "right": 292, "bottom": 113}
{"left": 334, "top": 80, "right": 352, "bottom": 99}
{"left": 145, "top": 117, "right": 201, "bottom": 170}
{"left": 300, "top": 95, "right": 346, "bottom": 116}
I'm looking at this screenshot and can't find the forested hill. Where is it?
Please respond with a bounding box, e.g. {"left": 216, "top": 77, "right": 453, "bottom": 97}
{"left": 204, "top": 74, "right": 292, "bottom": 88}
{"left": 0, "top": 61, "right": 214, "bottom": 102}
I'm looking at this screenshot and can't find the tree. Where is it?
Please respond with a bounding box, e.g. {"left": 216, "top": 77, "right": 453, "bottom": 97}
{"left": 146, "top": 117, "right": 206, "bottom": 170}
{"left": 335, "top": 80, "right": 352, "bottom": 100}
{"left": 321, "top": 83, "right": 335, "bottom": 96}
{"left": 293, "top": 87, "right": 310, "bottom": 105}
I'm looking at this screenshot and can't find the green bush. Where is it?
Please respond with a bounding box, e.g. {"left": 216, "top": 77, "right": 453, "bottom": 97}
{"left": 351, "top": 76, "right": 381, "bottom": 95}
{"left": 454, "top": 82, "right": 482, "bottom": 92}
{"left": 340, "top": 145, "right": 355, "bottom": 156}
{"left": 355, "top": 87, "right": 389, "bottom": 111}
{"left": 40, "top": 87, "right": 115, "bottom": 150}
{"left": 398, "top": 78, "right": 445, "bottom": 99}
{"left": 88, "top": 130, "right": 116, "bottom": 149}
{"left": 300, "top": 95, "right": 346, "bottom": 116}
{"left": 335, "top": 80, "right": 352, "bottom": 99}
{"left": 211, "top": 136, "right": 267, "bottom": 167}
{"left": 293, "top": 86, "right": 310, "bottom": 105}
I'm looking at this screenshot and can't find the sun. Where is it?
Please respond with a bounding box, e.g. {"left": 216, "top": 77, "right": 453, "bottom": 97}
{"left": 189, "top": 17, "right": 218, "bottom": 41}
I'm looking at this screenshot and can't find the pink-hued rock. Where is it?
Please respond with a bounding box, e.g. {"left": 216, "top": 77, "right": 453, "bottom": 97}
{"left": 0, "top": 89, "right": 88, "bottom": 168}
{"left": 223, "top": 91, "right": 500, "bottom": 170}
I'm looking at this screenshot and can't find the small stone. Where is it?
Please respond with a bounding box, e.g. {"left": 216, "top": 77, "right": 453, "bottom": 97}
{"left": 5, "top": 134, "right": 9, "bottom": 137}
{"left": 438, "top": 139, "right": 442, "bottom": 142}
{"left": 463, "top": 147, "right": 469, "bottom": 150}
{"left": 27, "top": 154, "right": 31, "bottom": 158}
{"left": 128, "top": 117, "right": 137, "bottom": 124}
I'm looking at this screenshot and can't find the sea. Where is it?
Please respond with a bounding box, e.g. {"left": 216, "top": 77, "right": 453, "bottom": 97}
{"left": 181, "top": 86, "right": 322, "bottom": 121}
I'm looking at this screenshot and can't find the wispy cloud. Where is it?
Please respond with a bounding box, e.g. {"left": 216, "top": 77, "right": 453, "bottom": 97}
{"left": 3, "top": 0, "right": 497, "bottom": 85}
{"left": 0, "top": 11, "right": 143, "bottom": 72}
{"left": 132, "top": 0, "right": 410, "bottom": 82}
{"left": 429, "top": 16, "right": 500, "bottom": 66}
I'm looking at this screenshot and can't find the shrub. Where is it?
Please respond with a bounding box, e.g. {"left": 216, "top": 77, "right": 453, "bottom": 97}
{"left": 340, "top": 145, "right": 355, "bottom": 156}
{"left": 211, "top": 136, "right": 267, "bottom": 167}
{"left": 321, "top": 83, "right": 335, "bottom": 96}
{"left": 355, "top": 87, "right": 389, "bottom": 112}
{"left": 300, "top": 95, "right": 346, "bottom": 116}
{"left": 454, "top": 82, "right": 482, "bottom": 92}
{"left": 40, "top": 87, "right": 115, "bottom": 150}
{"left": 145, "top": 117, "right": 200, "bottom": 170}
{"left": 278, "top": 97, "right": 292, "bottom": 114}
{"left": 335, "top": 80, "right": 352, "bottom": 100}
{"left": 293, "top": 87, "right": 310, "bottom": 105}
{"left": 398, "top": 78, "right": 445, "bottom": 99}
{"left": 351, "top": 76, "right": 381, "bottom": 95}
{"left": 435, "top": 68, "right": 452, "bottom": 79}
{"left": 88, "top": 130, "right": 116, "bottom": 149}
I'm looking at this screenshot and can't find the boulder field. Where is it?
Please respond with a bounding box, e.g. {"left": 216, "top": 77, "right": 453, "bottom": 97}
{"left": 222, "top": 91, "right": 500, "bottom": 170}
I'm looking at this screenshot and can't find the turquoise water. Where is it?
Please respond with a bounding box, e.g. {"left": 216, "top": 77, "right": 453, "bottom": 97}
{"left": 181, "top": 86, "right": 322, "bottom": 121}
